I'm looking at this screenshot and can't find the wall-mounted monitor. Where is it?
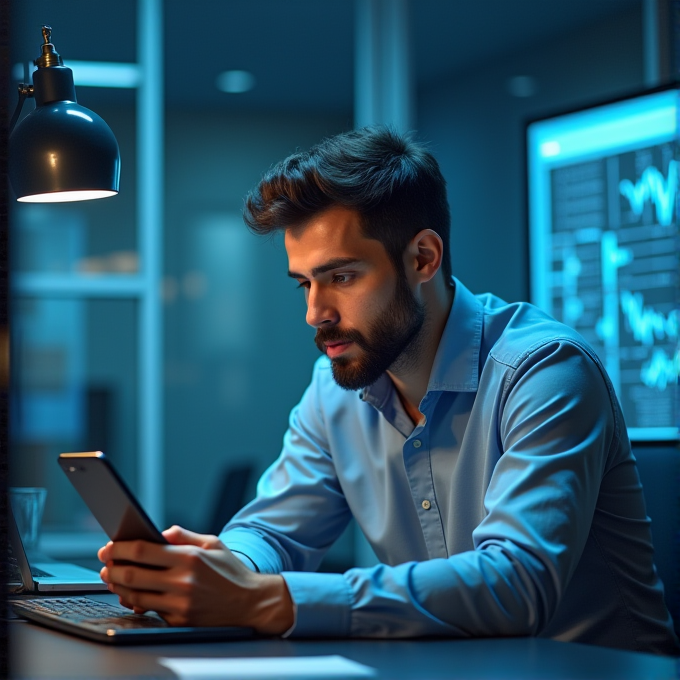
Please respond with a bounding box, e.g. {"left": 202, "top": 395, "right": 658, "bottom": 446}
{"left": 527, "top": 87, "right": 679, "bottom": 442}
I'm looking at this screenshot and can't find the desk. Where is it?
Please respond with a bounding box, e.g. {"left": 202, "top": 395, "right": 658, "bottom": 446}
{"left": 9, "top": 617, "right": 678, "bottom": 679}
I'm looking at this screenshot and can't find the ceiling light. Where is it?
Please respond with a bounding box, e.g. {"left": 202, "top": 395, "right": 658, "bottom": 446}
{"left": 216, "top": 70, "right": 256, "bottom": 94}
{"left": 506, "top": 75, "right": 538, "bottom": 98}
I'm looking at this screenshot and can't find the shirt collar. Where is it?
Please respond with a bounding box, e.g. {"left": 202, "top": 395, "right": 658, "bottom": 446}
{"left": 360, "top": 276, "right": 483, "bottom": 406}
{"left": 427, "top": 277, "right": 482, "bottom": 393}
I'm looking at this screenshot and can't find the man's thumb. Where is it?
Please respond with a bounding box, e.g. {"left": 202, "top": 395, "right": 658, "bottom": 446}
{"left": 162, "top": 524, "right": 219, "bottom": 548}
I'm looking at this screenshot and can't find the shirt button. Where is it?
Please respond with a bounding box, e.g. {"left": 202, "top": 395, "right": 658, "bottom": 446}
{"left": 421, "top": 500, "right": 431, "bottom": 510}
{"left": 413, "top": 439, "right": 422, "bottom": 448}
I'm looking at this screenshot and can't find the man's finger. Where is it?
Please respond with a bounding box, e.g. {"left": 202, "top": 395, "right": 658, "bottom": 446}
{"left": 106, "top": 583, "right": 145, "bottom": 614}
{"left": 97, "top": 541, "right": 113, "bottom": 563}
{"left": 115, "top": 593, "right": 145, "bottom": 614}
{"left": 107, "top": 583, "right": 179, "bottom": 617}
{"left": 103, "top": 539, "right": 178, "bottom": 568}
{"left": 103, "top": 562, "right": 175, "bottom": 593}
{"left": 162, "top": 525, "right": 221, "bottom": 549}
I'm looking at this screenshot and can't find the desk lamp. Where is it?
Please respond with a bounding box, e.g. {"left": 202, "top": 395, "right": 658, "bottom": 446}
{"left": 8, "top": 26, "right": 121, "bottom": 203}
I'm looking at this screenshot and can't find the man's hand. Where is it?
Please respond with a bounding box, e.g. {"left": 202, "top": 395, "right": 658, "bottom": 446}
{"left": 97, "top": 525, "right": 294, "bottom": 635}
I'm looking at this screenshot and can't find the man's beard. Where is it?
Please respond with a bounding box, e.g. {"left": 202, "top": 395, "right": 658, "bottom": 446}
{"left": 315, "top": 273, "right": 426, "bottom": 391}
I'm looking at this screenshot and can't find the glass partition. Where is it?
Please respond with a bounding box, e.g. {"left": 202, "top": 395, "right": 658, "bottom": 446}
{"left": 10, "top": 298, "right": 139, "bottom": 532}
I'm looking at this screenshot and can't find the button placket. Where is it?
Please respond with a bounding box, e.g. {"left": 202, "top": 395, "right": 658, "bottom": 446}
{"left": 402, "top": 426, "right": 447, "bottom": 559}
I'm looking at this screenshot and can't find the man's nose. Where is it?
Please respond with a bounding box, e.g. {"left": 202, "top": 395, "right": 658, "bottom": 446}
{"left": 305, "top": 285, "right": 339, "bottom": 328}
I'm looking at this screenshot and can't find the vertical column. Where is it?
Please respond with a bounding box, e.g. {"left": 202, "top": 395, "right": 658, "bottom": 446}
{"left": 353, "top": 0, "right": 414, "bottom": 568}
{"left": 354, "top": 0, "right": 414, "bottom": 132}
{"left": 137, "top": 0, "right": 164, "bottom": 524}
{"left": 643, "top": 0, "right": 673, "bottom": 86}
{"left": 644, "top": 0, "right": 661, "bottom": 86}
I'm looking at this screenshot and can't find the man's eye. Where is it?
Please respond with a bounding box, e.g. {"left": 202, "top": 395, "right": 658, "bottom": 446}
{"left": 296, "top": 281, "right": 310, "bottom": 290}
{"left": 332, "top": 274, "right": 351, "bottom": 284}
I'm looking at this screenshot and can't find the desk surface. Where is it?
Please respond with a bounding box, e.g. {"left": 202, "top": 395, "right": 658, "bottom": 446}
{"left": 10, "top": 617, "right": 678, "bottom": 680}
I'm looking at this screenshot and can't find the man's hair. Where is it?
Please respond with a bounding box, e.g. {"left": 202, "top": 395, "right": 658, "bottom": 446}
{"left": 243, "top": 126, "right": 452, "bottom": 283}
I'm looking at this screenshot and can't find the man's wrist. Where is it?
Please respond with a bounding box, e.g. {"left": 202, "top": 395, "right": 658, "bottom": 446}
{"left": 250, "top": 574, "right": 295, "bottom": 635}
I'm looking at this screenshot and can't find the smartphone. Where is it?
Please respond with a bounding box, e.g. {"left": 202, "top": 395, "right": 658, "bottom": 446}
{"left": 58, "top": 451, "right": 167, "bottom": 545}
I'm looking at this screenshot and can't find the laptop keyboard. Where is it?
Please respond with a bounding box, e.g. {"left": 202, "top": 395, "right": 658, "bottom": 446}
{"left": 7, "top": 540, "right": 53, "bottom": 581}
{"left": 8, "top": 558, "right": 52, "bottom": 580}
{"left": 12, "top": 596, "right": 169, "bottom": 631}
{"left": 29, "top": 565, "right": 52, "bottom": 578}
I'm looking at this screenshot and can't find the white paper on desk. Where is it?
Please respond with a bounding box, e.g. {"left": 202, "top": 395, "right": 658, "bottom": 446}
{"left": 159, "top": 654, "right": 377, "bottom": 679}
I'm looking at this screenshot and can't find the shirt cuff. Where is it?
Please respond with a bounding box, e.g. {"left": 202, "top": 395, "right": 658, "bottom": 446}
{"left": 281, "top": 571, "right": 352, "bottom": 637}
{"left": 229, "top": 550, "right": 259, "bottom": 572}
{"left": 280, "top": 598, "right": 298, "bottom": 639}
{"left": 220, "top": 527, "right": 284, "bottom": 574}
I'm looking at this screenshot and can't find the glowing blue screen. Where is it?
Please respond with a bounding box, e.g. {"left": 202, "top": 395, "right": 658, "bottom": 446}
{"left": 528, "top": 89, "right": 679, "bottom": 441}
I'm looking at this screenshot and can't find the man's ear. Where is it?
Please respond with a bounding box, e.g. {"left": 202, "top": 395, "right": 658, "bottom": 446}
{"left": 403, "top": 229, "right": 444, "bottom": 284}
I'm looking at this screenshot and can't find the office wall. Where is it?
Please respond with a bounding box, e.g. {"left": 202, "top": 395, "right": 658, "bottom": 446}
{"left": 417, "top": 4, "right": 644, "bottom": 303}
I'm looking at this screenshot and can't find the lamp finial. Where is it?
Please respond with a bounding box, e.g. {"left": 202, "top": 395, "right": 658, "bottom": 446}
{"left": 35, "top": 25, "right": 63, "bottom": 69}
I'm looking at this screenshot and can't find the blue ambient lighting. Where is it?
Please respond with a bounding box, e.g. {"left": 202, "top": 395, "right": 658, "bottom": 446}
{"left": 13, "top": 61, "right": 140, "bottom": 89}
{"left": 67, "top": 61, "right": 140, "bottom": 88}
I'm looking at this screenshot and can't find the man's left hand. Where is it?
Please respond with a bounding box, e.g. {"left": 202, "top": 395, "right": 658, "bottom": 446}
{"left": 98, "top": 525, "right": 294, "bottom": 634}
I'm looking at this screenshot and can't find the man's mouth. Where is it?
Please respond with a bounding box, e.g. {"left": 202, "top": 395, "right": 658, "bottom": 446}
{"left": 325, "top": 341, "right": 353, "bottom": 358}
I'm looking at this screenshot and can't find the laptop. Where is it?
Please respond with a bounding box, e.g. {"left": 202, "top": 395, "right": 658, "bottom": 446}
{"left": 8, "top": 502, "right": 254, "bottom": 644}
{"left": 7, "top": 504, "right": 107, "bottom": 593}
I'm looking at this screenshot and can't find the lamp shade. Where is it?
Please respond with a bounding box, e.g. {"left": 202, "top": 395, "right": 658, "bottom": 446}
{"left": 9, "top": 97, "right": 121, "bottom": 203}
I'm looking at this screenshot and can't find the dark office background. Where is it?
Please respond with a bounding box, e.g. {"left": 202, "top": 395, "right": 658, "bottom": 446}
{"left": 6, "top": 0, "right": 677, "bottom": 611}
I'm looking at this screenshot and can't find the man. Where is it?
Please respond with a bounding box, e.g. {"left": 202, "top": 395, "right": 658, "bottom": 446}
{"left": 99, "top": 127, "right": 679, "bottom": 654}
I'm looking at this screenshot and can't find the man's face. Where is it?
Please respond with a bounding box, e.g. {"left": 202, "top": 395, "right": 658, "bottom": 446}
{"left": 285, "top": 206, "right": 425, "bottom": 390}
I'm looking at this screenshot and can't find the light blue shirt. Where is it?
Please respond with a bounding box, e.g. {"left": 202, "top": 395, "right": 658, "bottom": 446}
{"left": 222, "top": 278, "right": 679, "bottom": 654}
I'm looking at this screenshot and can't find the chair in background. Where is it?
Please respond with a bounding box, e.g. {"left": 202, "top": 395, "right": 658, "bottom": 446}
{"left": 206, "top": 463, "right": 254, "bottom": 536}
{"left": 633, "top": 442, "right": 680, "bottom": 637}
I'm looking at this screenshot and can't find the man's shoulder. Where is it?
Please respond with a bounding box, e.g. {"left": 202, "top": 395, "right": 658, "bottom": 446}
{"left": 478, "top": 295, "right": 597, "bottom": 371}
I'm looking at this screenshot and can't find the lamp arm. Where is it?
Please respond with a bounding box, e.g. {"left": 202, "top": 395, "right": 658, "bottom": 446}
{"left": 9, "top": 84, "right": 35, "bottom": 134}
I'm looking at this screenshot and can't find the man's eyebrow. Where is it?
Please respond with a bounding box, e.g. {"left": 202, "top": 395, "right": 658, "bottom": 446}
{"left": 287, "top": 257, "right": 363, "bottom": 280}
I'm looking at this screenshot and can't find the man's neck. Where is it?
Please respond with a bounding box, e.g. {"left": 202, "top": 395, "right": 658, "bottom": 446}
{"left": 388, "top": 278, "right": 454, "bottom": 425}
